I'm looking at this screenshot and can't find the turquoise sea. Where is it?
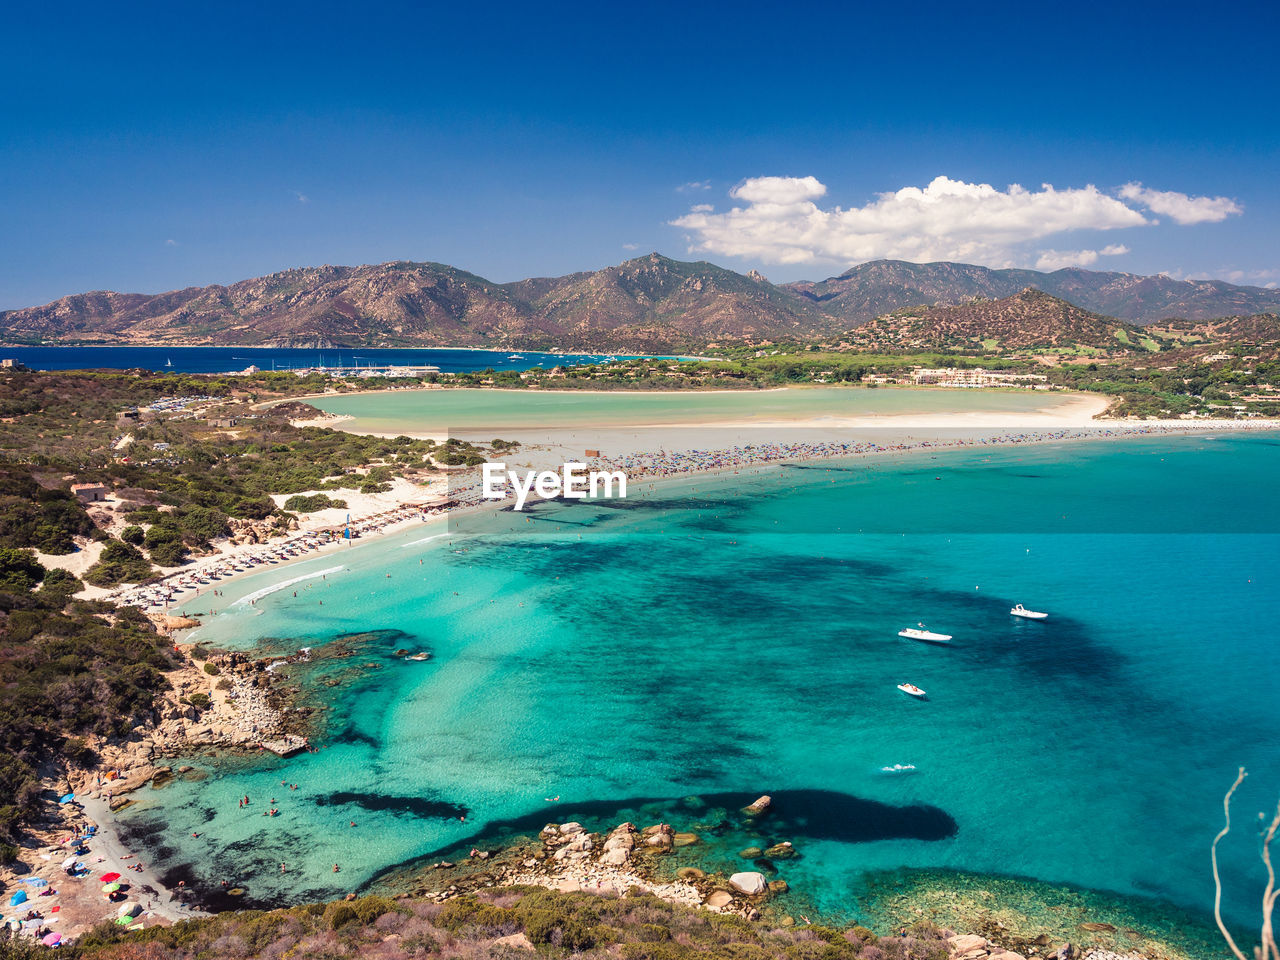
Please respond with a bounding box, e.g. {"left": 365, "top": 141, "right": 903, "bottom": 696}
{"left": 121, "top": 432, "right": 1280, "bottom": 947}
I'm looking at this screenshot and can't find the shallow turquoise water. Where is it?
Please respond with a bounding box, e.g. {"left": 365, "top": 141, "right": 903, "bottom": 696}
{"left": 123, "top": 433, "right": 1280, "bottom": 940}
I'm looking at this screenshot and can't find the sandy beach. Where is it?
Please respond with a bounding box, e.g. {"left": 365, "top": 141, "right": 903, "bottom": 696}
{"left": 0, "top": 793, "right": 208, "bottom": 946}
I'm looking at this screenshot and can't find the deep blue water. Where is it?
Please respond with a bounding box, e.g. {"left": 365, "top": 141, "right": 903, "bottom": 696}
{"left": 0, "top": 345, "right": 619, "bottom": 374}
{"left": 119, "top": 434, "right": 1280, "bottom": 947}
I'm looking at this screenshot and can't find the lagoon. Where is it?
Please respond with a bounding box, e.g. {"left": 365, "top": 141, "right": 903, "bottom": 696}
{"left": 307, "top": 386, "right": 1085, "bottom": 434}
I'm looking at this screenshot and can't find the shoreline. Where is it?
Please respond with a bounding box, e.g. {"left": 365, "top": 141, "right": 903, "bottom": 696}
{"left": 371, "top": 818, "right": 1220, "bottom": 960}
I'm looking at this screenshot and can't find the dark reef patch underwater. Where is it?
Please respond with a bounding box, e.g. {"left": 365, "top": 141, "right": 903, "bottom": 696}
{"left": 370, "top": 788, "right": 957, "bottom": 886}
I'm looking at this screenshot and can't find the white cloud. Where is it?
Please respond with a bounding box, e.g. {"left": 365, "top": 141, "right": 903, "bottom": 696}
{"left": 295, "top": 191, "right": 310, "bottom": 204}
{"left": 1118, "top": 183, "right": 1241, "bottom": 224}
{"left": 672, "top": 175, "right": 1152, "bottom": 267}
{"left": 731, "top": 175, "right": 826, "bottom": 205}
{"left": 1035, "top": 244, "right": 1130, "bottom": 271}
{"left": 1219, "top": 267, "right": 1280, "bottom": 287}
{"left": 165, "top": 238, "right": 179, "bottom": 247}
{"left": 676, "top": 180, "right": 711, "bottom": 193}
{"left": 690, "top": 203, "right": 713, "bottom": 213}
{"left": 622, "top": 242, "right": 640, "bottom": 250}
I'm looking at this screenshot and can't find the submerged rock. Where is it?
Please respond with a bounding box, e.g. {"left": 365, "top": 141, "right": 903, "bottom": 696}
{"left": 738, "top": 846, "right": 763, "bottom": 859}
{"left": 744, "top": 795, "right": 772, "bottom": 815}
{"left": 764, "top": 841, "right": 796, "bottom": 859}
{"left": 673, "top": 832, "right": 699, "bottom": 847}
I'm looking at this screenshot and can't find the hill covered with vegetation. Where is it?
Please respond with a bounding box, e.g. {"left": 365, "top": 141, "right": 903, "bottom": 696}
{"left": 6, "top": 254, "right": 1280, "bottom": 353}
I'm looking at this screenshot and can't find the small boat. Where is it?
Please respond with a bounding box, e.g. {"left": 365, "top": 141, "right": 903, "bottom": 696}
{"left": 898, "top": 626, "right": 953, "bottom": 644}
{"left": 897, "top": 683, "right": 927, "bottom": 699}
{"left": 880, "top": 763, "right": 917, "bottom": 774}
{"left": 406, "top": 652, "right": 431, "bottom": 661}
{"left": 1010, "top": 604, "right": 1048, "bottom": 620}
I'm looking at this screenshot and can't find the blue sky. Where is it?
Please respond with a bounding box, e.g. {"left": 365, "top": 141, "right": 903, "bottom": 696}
{"left": 2, "top": 0, "right": 1277, "bottom": 308}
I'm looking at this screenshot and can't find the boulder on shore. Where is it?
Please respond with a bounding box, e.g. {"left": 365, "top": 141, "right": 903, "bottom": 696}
{"left": 729, "top": 871, "right": 768, "bottom": 896}
{"left": 600, "top": 823, "right": 635, "bottom": 865}
{"left": 947, "top": 934, "right": 990, "bottom": 954}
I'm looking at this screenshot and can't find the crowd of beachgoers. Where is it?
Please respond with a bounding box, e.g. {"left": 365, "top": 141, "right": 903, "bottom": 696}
{"left": 444, "top": 419, "right": 1280, "bottom": 509}
{"left": 107, "top": 502, "right": 450, "bottom": 611}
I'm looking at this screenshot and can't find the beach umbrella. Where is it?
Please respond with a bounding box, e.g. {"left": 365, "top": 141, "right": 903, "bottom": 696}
{"left": 100, "top": 871, "right": 121, "bottom": 882}
{"left": 8, "top": 890, "right": 26, "bottom": 906}
{"left": 59, "top": 793, "right": 75, "bottom": 804}
{"left": 115, "top": 915, "right": 134, "bottom": 925}
{"left": 102, "top": 882, "right": 121, "bottom": 893}
{"left": 42, "top": 932, "right": 62, "bottom": 946}
{"left": 117, "top": 902, "right": 141, "bottom": 917}
{"left": 61, "top": 856, "right": 78, "bottom": 868}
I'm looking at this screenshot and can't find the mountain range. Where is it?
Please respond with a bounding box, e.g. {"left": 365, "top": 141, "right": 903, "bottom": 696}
{"left": 3, "top": 254, "right": 1279, "bottom": 352}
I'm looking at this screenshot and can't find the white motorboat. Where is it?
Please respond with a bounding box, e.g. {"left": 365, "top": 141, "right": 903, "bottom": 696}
{"left": 897, "top": 683, "right": 928, "bottom": 699}
{"left": 880, "top": 763, "right": 917, "bottom": 774}
{"left": 1010, "top": 604, "right": 1048, "bottom": 620}
{"left": 898, "top": 625, "right": 953, "bottom": 644}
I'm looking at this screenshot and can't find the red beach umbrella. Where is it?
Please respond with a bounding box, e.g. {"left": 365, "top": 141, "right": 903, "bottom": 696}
{"left": 100, "top": 871, "right": 122, "bottom": 882}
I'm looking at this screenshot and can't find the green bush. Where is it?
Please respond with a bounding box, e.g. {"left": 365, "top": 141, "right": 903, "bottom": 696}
{"left": 63, "top": 736, "right": 97, "bottom": 767}
{"left": 351, "top": 895, "right": 401, "bottom": 924}
{"left": 202, "top": 661, "right": 220, "bottom": 676}
{"left": 149, "top": 539, "right": 189, "bottom": 566}
{"left": 282, "top": 493, "right": 348, "bottom": 512}
{"left": 39, "top": 567, "right": 82, "bottom": 603}
{"left": 323, "top": 901, "right": 359, "bottom": 930}
{"left": 176, "top": 506, "right": 230, "bottom": 543}
{"left": 120, "top": 524, "right": 145, "bottom": 545}
{"left": 0, "top": 548, "right": 45, "bottom": 592}
{"left": 188, "top": 693, "right": 210, "bottom": 710}
{"left": 83, "top": 539, "right": 153, "bottom": 587}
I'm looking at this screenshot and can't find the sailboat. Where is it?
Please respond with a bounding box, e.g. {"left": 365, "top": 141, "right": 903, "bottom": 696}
{"left": 165, "top": 357, "right": 173, "bottom": 368}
